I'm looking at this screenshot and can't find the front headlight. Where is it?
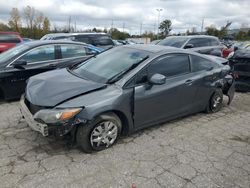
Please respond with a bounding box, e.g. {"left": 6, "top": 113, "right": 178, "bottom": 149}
{"left": 34, "top": 108, "right": 82, "bottom": 124}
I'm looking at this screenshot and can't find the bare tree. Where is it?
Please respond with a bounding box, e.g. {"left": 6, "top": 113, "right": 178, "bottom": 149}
{"left": 8, "top": 8, "right": 22, "bottom": 32}
{"left": 23, "top": 6, "right": 35, "bottom": 30}
{"left": 35, "top": 12, "right": 44, "bottom": 30}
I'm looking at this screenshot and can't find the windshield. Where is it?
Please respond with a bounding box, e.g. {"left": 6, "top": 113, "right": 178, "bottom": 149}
{"left": 0, "top": 44, "right": 29, "bottom": 64}
{"left": 158, "top": 37, "right": 188, "bottom": 48}
{"left": 72, "top": 47, "right": 150, "bottom": 83}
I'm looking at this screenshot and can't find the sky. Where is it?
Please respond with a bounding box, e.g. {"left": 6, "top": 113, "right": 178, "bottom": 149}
{"left": 0, "top": 0, "right": 249, "bottom": 34}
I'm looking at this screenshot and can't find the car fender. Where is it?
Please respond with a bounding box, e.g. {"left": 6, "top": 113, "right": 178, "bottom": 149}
{"left": 57, "top": 85, "right": 135, "bottom": 133}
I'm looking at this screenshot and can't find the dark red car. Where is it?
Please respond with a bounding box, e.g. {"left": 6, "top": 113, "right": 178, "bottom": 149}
{"left": 0, "top": 32, "right": 23, "bottom": 53}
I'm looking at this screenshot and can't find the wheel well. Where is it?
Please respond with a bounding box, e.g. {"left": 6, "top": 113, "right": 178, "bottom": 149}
{"left": 112, "top": 110, "right": 130, "bottom": 136}
{"left": 94, "top": 110, "right": 130, "bottom": 136}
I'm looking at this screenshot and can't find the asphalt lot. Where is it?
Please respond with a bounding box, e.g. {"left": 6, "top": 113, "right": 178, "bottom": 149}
{"left": 0, "top": 93, "right": 250, "bottom": 188}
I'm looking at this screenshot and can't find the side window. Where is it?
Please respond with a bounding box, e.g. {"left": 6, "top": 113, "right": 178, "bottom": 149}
{"left": 19, "top": 45, "right": 55, "bottom": 63}
{"left": 190, "top": 55, "right": 216, "bottom": 72}
{"left": 92, "top": 36, "right": 113, "bottom": 46}
{"left": 148, "top": 54, "right": 190, "bottom": 78}
{"left": 187, "top": 38, "right": 210, "bottom": 48}
{"left": 60, "top": 45, "right": 86, "bottom": 58}
{"left": 74, "top": 36, "right": 92, "bottom": 44}
{"left": 209, "top": 38, "right": 219, "bottom": 46}
{"left": 85, "top": 47, "right": 98, "bottom": 55}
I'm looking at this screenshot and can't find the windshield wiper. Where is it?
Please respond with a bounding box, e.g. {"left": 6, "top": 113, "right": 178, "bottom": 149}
{"left": 69, "top": 55, "right": 95, "bottom": 70}
{"left": 107, "top": 55, "right": 149, "bottom": 84}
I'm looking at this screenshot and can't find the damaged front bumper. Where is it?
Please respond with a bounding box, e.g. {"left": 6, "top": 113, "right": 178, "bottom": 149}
{"left": 20, "top": 96, "right": 84, "bottom": 137}
{"left": 20, "top": 97, "right": 49, "bottom": 136}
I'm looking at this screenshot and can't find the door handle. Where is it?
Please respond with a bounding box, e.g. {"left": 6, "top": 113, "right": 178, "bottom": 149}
{"left": 185, "top": 79, "right": 193, "bottom": 85}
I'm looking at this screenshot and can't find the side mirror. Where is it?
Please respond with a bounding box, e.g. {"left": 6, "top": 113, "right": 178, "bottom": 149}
{"left": 184, "top": 44, "right": 194, "bottom": 49}
{"left": 149, "top": 74, "right": 166, "bottom": 85}
{"left": 86, "top": 50, "right": 98, "bottom": 56}
{"left": 12, "top": 60, "right": 27, "bottom": 69}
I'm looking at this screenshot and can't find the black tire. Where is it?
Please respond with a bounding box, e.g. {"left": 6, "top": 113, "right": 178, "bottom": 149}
{"left": 205, "top": 88, "right": 223, "bottom": 113}
{"left": 76, "top": 113, "right": 122, "bottom": 153}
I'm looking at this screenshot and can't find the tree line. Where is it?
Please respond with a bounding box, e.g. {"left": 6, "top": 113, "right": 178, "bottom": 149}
{"left": 1, "top": 7, "right": 248, "bottom": 41}
{"left": 0, "top": 6, "right": 51, "bottom": 39}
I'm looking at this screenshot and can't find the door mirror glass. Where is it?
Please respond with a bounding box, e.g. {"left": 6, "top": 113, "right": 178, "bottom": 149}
{"left": 184, "top": 44, "right": 194, "bottom": 49}
{"left": 12, "top": 59, "right": 27, "bottom": 69}
{"left": 149, "top": 74, "right": 166, "bottom": 85}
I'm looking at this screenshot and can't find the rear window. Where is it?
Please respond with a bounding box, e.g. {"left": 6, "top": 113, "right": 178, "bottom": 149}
{"left": 0, "top": 34, "right": 21, "bottom": 43}
{"left": 158, "top": 37, "right": 188, "bottom": 48}
{"left": 92, "top": 36, "right": 114, "bottom": 46}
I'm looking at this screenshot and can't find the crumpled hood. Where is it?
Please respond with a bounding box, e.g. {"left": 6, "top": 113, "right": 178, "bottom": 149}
{"left": 233, "top": 49, "right": 250, "bottom": 59}
{"left": 26, "top": 68, "right": 106, "bottom": 107}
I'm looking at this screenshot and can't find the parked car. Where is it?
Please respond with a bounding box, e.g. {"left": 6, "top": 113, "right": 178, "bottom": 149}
{"left": 158, "top": 35, "right": 223, "bottom": 57}
{"left": 41, "top": 33, "right": 115, "bottom": 50}
{"left": 0, "top": 32, "right": 23, "bottom": 53}
{"left": 222, "top": 41, "right": 250, "bottom": 58}
{"left": 20, "top": 45, "right": 235, "bottom": 153}
{"left": 150, "top": 39, "right": 161, "bottom": 44}
{"left": 228, "top": 48, "right": 250, "bottom": 91}
{"left": 0, "top": 40, "right": 101, "bottom": 100}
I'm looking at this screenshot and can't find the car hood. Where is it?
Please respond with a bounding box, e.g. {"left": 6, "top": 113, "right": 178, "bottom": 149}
{"left": 26, "top": 68, "right": 107, "bottom": 107}
{"left": 204, "top": 55, "right": 228, "bottom": 65}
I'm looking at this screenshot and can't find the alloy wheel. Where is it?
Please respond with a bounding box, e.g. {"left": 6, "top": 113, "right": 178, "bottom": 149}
{"left": 90, "top": 121, "right": 118, "bottom": 149}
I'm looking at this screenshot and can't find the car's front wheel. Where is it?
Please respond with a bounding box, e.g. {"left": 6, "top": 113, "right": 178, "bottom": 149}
{"left": 76, "top": 113, "right": 122, "bottom": 153}
{"left": 205, "top": 88, "right": 223, "bottom": 113}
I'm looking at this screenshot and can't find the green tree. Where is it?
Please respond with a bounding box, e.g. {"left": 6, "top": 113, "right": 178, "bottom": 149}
{"left": 110, "top": 28, "right": 130, "bottom": 40}
{"left": 159, "top": 19, "right": 172, "bottom": 37}
{"left": 42, "top": 17, "right": 50, "bottom": 34}
{"left": 8, "top": 8, "right": 22, "bottom": 32}
{"left": 0, "top": 22, "right": 10, "bottom": 31}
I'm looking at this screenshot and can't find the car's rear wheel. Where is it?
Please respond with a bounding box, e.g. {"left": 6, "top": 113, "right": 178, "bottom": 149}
{"left": 206, "top": 88, "right": 223, "bottom": 113}
{"left": 76, "top": 113, "right": 122, "bottom": 153}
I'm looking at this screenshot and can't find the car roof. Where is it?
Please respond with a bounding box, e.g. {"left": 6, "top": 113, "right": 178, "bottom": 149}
{"left": 165, "top": 35, "right": 219, "bottom": 39}
{"left": 23, "top": 40, "right": 89, "bottom": 47}
{"left": 124, "top": 44, "right": 186, "bottom": 53}
{"left": 0, "top": 31, "right": 20, "bottom": 35}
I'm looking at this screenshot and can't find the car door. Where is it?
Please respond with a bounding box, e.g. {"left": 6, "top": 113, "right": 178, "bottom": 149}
{"left": 189, "top": 54, "right": 222, "bottom": 109}
{"left": 133, "top": 53, "right": 199, "bottom": 129}
{"left": 3, "top": 44, "right": 57, "bottom": 98}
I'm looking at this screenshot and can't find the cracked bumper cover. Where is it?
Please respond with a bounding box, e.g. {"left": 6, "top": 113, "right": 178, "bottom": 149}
{"left": 20, "top": 96, "right": 80, "bottom": 137}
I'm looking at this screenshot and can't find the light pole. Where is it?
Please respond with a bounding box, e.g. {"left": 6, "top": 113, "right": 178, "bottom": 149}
{"left": 156, "top": 8, "right": 163, "bottom": 39}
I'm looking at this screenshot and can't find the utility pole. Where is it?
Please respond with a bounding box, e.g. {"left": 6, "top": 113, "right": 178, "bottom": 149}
{"left": 110, "top": 19, "right": 114, "bottom": 37}
{"left": 74, "top": 21, "right": 76, "bottom": 32}
{"left": 68, "top": 16, "right": 71, "bottom": 32}
{"left": 201, "top": 18, "right": 204, "bottom": 33}
{"left": 122, "top": 22, "right": 125, "bottom": 33}
{"left": 111, "top": 19, "right": 113, "bottom": 31}
{"left": 140, "top": 22, "right": 142, "bottom": 36}
{"left": 156, "top": 8, "right": 163, "bottom": 39}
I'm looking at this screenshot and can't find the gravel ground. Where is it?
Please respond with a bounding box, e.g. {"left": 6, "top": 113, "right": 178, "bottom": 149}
{"left": 0, "top": 93, "right": 250, "bottom": 188}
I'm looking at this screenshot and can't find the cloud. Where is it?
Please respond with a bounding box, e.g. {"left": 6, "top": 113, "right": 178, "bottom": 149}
{"left": 0, "top": 0, "right": 249, "bottom": 34}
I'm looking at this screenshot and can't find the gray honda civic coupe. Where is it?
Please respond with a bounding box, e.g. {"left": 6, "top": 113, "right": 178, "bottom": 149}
{"left": 20, "top": 45, "right": 235, "bottom": 152}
